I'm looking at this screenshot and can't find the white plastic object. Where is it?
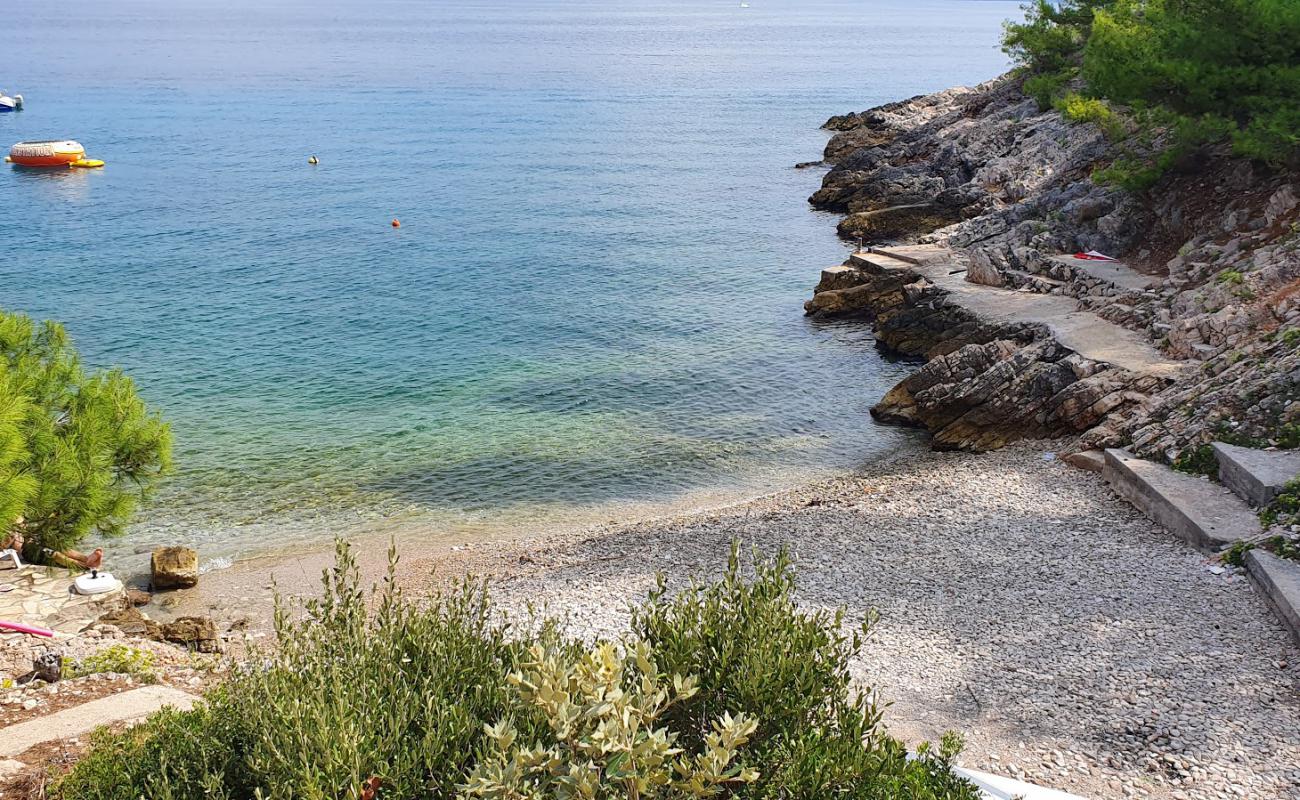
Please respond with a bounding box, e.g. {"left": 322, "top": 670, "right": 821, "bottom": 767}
{"left": 74, "top": 571, "right": 122, "bottom": 596}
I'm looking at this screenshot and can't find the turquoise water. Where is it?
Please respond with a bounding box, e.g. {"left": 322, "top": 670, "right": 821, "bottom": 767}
{"left": 0, "top": 0, "right": 1016, "bottom": 563}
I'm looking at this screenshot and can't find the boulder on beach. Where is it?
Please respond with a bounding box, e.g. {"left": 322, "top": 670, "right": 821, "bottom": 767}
{"left": 151, "top": 547, "right": 199, "bottom": 590}
{"left": 161, "top": 616, "right": 221, "bottom": 653}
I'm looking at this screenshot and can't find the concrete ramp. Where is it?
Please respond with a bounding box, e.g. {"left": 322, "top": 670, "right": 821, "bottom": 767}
{"left": 0, "top": 685, "right": 198, "bottom": 758}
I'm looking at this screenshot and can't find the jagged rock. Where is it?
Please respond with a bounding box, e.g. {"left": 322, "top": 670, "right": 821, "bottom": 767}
{"left": 125, "top": 588, "right": 152, "bottom": 607}
{"left": 160, "top": 616, "right": 221, "bottom": 653}
{"left": 97, "top": 606, "right": 161, "bottom": 638}
{"left": 838, "top": 204, "right": 960, "bottom": 243}
{"left": 809, "top": 74, "right": 1300, "bottom": 462}
{"left": 25, "top": 650, "right": 62, "bottom": 683}
{"left": 151, "top": 546, "right": 199, "bottom": 590}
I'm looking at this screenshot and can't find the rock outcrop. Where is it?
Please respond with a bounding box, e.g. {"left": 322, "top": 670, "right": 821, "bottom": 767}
{"left": 151, "top": 546, "right": 198, "bottom": 590}
{"left": 808, "top": 75, "right": 1300, "bottom": 460}
{"left": 806, "top": 250, "right": 1174, "bottom": 451}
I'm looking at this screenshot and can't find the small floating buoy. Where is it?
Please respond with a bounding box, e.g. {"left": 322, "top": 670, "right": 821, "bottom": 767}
{"left": 71, "top": 158, "right": 105, "bottom": 169}
{"left": 308, "top": 155, "right": 319, "bottom": 165}
{"left": 391, "top": 218, "right": 401, "bottom": 228}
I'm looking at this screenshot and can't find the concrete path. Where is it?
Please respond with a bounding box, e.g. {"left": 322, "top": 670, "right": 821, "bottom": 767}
{"left": 0, "top": 685, "right": 197, "bottom": 757}
{"left": 857, "top": 246, "right": 1184, "bottom": 378}
{"left": 1046, "top": 254, "right": 1157, "bottom": 291}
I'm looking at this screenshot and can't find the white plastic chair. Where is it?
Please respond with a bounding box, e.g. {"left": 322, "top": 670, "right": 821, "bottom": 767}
{"left": 0, "top": 548, "right": 22, "bottom": 569}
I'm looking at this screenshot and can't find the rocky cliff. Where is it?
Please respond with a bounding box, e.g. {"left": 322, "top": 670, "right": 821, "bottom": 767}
{"left": 808, "top": 74, "right": 1300, "bottom": 461}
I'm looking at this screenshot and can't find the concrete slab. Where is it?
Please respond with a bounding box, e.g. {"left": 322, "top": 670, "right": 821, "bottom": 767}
{"left": 1245, "top": 550, "right": 1300, "bottom": 647}
{"left": 1103, "top": 449, "right": 1262, "bottom": 551}
{"left": 0, "top": 685, "right": 198, "bottom": 758}
{"left": 1213, "top": 442, "right": 1300, "bottom": 507}
{"left": 849, "top": 249, "right": 1184, "bottom": 378}
{"left": 1047, "top": 255, "right": 1157, "bottom": 291}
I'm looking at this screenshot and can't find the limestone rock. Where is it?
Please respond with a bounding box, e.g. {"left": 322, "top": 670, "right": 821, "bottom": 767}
{"left": 160, "top": 616, "right": 221, "bottom": 653}
{"left": 97, "top": 606, "right": 160, "bottom": 638}
{"left": 151, "top": 546, "right": 198, "bottom": 590}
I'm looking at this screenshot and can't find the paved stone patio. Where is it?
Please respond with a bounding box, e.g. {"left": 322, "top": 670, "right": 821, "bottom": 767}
{"left": 0, "top": 566, "right": 124, "bottom": 637}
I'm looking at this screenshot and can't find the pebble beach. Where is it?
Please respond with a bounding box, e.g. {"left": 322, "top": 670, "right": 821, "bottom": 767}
{"left": 409, "top": 442, "right": 1300, "bottom": 800}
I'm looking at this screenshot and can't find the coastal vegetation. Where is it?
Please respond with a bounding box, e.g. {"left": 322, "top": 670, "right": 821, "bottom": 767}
{"left": 0, "top": 310, "right": 171, "bottom": 558}
{"left": 54, "top": 543, "right": 979, "bottom": 800}
{"left": 1004, "top": 0, "right": 1300, "bottom": 183}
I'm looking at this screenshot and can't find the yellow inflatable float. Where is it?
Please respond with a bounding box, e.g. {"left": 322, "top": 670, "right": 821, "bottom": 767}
{"left": 5, "top": 140, "right": 103, "bottom": 168}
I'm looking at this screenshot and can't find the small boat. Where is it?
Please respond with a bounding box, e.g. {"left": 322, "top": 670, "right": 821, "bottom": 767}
{"left": 0, "top": 91, "right": 22, "bottom": 112}
{"left": 6, "top": 140, "right": 102, "bottom": 168}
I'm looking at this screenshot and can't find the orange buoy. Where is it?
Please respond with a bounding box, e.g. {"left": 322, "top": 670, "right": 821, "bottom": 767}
{"left": 7, "top": 140, "right": 85, "bottom": 167}
{"left": 391, "top": 218, "right": 401, "bottom": 228}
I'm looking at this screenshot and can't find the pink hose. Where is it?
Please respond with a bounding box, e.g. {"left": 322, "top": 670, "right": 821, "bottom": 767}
{"left": 0, "top": 619, "right": 54, "bottom": 637}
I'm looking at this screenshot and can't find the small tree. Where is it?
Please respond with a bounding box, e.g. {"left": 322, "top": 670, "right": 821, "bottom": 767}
{"left": 0, "top": 310, "right": 171, "bottom": 557}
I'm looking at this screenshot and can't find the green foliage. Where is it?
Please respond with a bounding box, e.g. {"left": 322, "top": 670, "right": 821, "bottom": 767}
{"left": 64, "top": 645, "right": 157, "bottom": 682}
{"left": 1003, "top": 0, "right": 1113, "bottom": 74}
{"left": 1172, "top": 444, "right": 1218, "bottom": 477}
{"left": 1260, "top": 479, "right": 1300, "bottom": 530}
{"left": 1055, "top": 92, "right": 1126, "bottom": 140}
{"left": 1083, "top": 0, "right": 1300, "bottom": 165}
{"left": 1005, "top": 0, "right": 1300, "bottom": 175}
{"left": 630, "top": 543, "right": 979, "bottom": 800}
{"left": 462, "top": 642, "right": 760, "bottom": 799}
{"left": 1023, "top": 71, "right": 1073, "bottom": 111}
{"left": 1281, "top": 328, "right": 1300, "bottom": 348}
{"left": 56, "top": 542, "right": 979, "bottom": 800}
{"left": 1093, "top": 158, "right": 1164, "bottom": 192}
{"left": 0, "top": 311, "right": 171, "bottom": 556}
{"left": 1223, "top": 540, "right": 1254, "bottom": 568}
{"left": 1217, "top": 270, "right": 1244, "bottom": 285}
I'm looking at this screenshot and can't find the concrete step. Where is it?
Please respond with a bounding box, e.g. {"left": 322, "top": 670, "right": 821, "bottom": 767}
{"left": 1103, "top": 449, "right": 1262, "bottom": 551}
{"left": 1212, "top": 441, "right": 1300, "bottom": 507}
{"left": 0, "top": 685, "right": 197, "bottom": 758}
{"left": 849, "top": 250, "right": 925, "bottom": 272}
{"left": 1245, "top": 550, "right": 1300, "bottom": 647}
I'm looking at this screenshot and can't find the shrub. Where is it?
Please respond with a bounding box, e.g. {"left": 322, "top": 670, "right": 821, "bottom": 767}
{"left": 64, "top": 645, "right": 157, "bottom": 682}
{"left": 0, "top": 311, "right": 171, "bottom": 557}
{"left": 56, "top": 542, "right": 530, "bottom": 800}
{"left": 1223, "top": 540, "right": 1254, "bottom": 568}
{"left": 1023, "top": 71, "right": 1073, "bottom": 111}
{"left": 461, "top": 642, "right": 760, "bottom": 799}
{"left": 1055, "top": 93, "right": 1126, "bottom": 140}
{"left": 56, "top": 542, "right": 979, "bottom": 800}
{"left": 630, "top": 543, "right": 979, "bottom": 800}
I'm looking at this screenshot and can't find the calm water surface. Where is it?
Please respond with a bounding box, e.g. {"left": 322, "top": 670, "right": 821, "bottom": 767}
{"left": 0, "top": 0, "right": 1016, "bottom": 568}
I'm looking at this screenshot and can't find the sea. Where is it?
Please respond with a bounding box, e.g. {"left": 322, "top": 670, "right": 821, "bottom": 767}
{"left": 0, "top": 0, "right": 1017, "bottom": 571}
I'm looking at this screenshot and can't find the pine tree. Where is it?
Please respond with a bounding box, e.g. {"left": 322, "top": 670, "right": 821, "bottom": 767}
{"left": 0, "top": 310, "right": 171, "bottom": 558}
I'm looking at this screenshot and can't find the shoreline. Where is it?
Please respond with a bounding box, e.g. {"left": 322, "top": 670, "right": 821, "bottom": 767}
{"left": 163, "top": 437, "right": 928, "bottom": 625}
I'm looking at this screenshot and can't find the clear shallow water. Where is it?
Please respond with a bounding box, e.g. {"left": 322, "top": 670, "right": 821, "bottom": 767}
{"left": 0, "top": 0, "right": 1016, "bottom": 564}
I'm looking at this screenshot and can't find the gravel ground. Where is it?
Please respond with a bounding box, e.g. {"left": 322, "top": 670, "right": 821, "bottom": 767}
{"left": 459, "top": 443, "right": 1300, "bottom": 800}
